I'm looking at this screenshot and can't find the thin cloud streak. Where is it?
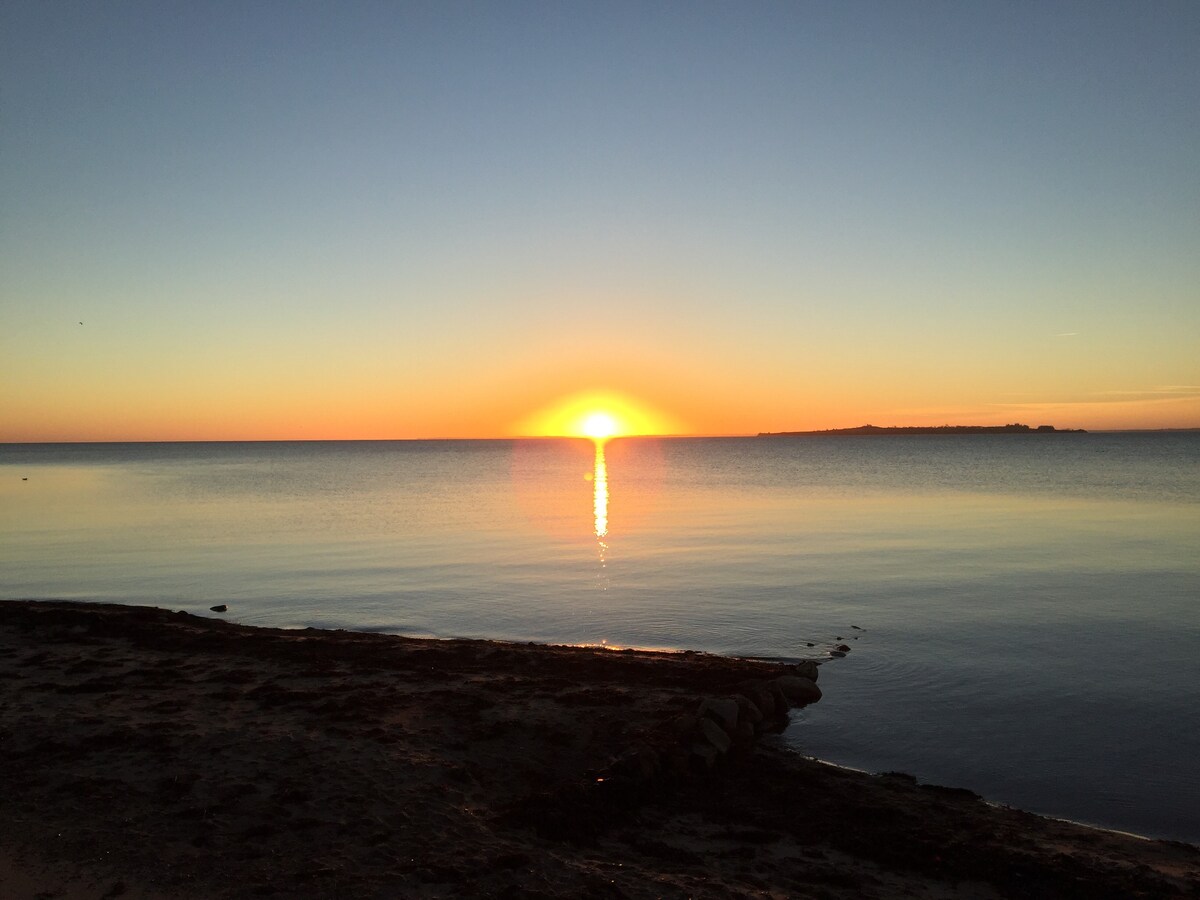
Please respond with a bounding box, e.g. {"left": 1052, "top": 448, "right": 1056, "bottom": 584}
{"left": 1094, "top": 386, "right": 1200, "bottom": 398}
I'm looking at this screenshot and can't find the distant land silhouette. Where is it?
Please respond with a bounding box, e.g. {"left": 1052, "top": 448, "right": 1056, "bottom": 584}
{"left": 759, "top": 423, "right": 1087, "bottom": 436}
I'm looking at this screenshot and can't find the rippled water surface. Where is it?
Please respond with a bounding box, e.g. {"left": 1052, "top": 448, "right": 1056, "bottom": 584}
{"left": 2, "top": 434, "right": 1198, "bottom": 841}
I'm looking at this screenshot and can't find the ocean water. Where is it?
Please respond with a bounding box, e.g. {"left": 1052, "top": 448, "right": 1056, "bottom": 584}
{"left": 2, "top": 434, "right": 1198, "bottom": 842}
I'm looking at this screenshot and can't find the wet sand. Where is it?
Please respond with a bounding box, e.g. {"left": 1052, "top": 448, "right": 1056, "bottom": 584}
{"left": 2, "top": 600, "right": 1198, "bottom": 899}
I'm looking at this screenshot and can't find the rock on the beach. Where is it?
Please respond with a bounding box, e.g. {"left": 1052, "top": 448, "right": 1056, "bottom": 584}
{"left": 769, "top": 680, "right": 791, "bottom": 713}
{"left": 696, "top": 717, "right": 732, "bottom": 754}
{"left": 749, "top": 686, "right": 776, "bottom": 719}
{"left": 793, "top": 660, "right": 819, "bottom": 682}
{"left": 210, "top": 605, "right": 228, "bottom": 613}
{"left": 735, "top": 695, "right": 763, "bottom": 726}
{"left": 775, "top": 675, "right": 822, "bottom": 706}
{"left": 698, "top": 697, "right": 740, "bottom": 732}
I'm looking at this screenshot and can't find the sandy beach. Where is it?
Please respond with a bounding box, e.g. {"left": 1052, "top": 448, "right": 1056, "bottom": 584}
{"left": 2, "top": 600, "right": 1197, "bottom": 899}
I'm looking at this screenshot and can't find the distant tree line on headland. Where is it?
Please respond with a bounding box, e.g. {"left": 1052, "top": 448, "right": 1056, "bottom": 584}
{"left": 758, "top": 423, "right": 1087, "bottom": 436}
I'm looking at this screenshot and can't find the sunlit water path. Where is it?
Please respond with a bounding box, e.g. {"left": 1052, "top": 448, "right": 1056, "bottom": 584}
{"left": 3, "top": 434, "right": 1198, "bottom": 842}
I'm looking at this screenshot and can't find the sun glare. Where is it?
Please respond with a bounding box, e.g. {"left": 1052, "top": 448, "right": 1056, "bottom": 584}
{"left": 513, "top": 391, "right": 683, "bottom": 439}
{"left": 581, "top": 412, "right": 619, "bottom": 441}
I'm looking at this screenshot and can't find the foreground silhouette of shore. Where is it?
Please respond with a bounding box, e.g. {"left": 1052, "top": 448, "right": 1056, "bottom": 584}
{"left": 2, "top": 600, "right": 1196, "bottom": 899}
{"left": 760, "top": 423, "right": 1087, "bottom": 436}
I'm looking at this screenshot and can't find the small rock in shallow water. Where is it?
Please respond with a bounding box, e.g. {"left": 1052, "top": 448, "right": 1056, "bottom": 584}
{"left": 210, "top": 605, "right": 228, "bottom": 613}
{"left": 835, "top": 644, "right": 851, "bottom": 653}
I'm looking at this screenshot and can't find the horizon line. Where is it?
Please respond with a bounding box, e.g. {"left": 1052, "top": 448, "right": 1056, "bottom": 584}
{"left": 4, "top": 426, "right": 1200, "bottom": 445}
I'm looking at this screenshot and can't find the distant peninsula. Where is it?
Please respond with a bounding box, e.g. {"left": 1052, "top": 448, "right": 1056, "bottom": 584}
{"left": 759, "top": 423, "right": 1087, "bottom": 436}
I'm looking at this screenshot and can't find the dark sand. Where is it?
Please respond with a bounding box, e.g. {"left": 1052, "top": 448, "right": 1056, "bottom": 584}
{"left": 2, "top": 600, "right": 1197, "bottom": 899}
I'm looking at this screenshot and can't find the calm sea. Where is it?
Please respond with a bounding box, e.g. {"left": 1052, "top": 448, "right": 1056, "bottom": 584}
{"left": 2, "top": 434, "right": 1198, "bottom": 842}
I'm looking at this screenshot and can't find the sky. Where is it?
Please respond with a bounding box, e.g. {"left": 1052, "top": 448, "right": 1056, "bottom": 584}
{"left": 2, "top": 1, "right": 1198, "bottom": 441}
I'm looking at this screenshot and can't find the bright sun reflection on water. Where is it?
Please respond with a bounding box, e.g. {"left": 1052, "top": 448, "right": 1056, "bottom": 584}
{"left": 590, "top": 441, "right": 609, "bottom": 580}
{"left": 592, "top": 440, "right": 609, "bottom": 563}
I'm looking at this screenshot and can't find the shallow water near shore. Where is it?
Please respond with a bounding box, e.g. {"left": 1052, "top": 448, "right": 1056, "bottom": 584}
{"left": 3, "top": 434, "right": 1198, "bottom": 842}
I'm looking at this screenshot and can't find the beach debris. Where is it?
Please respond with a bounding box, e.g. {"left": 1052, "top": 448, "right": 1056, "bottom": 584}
{"left": 210, "top": 604, "right": 228, "bottom": 613}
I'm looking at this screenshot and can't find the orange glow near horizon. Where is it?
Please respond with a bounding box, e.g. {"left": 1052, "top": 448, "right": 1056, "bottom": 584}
{"left": 3, "top": 364, "right": 1198, "bottom": 442}
{"left": 512, "top": 391, "right": 685, "bottom": 439}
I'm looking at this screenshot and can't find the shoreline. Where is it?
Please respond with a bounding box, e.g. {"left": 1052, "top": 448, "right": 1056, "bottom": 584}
{"left": 3, "top": 600, "right": 1197, "bottom": 898}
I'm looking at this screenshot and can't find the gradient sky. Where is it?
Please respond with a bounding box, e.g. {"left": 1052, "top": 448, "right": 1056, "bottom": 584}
{"left": 3, "top": 1, "right": 1198, "bottom": 440}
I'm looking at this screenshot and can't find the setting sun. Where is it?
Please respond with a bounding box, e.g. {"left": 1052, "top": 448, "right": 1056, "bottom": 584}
{"left": 512, "top": 391, "right": 684, "bottom": 439}
{"left": 581, "top": 412, "right": 619, "bottom": 441}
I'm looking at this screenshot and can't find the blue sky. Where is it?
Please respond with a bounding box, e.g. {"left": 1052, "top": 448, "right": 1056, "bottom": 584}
{"left": 3, "top": 1, "right": 1198, "bottom": 439}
